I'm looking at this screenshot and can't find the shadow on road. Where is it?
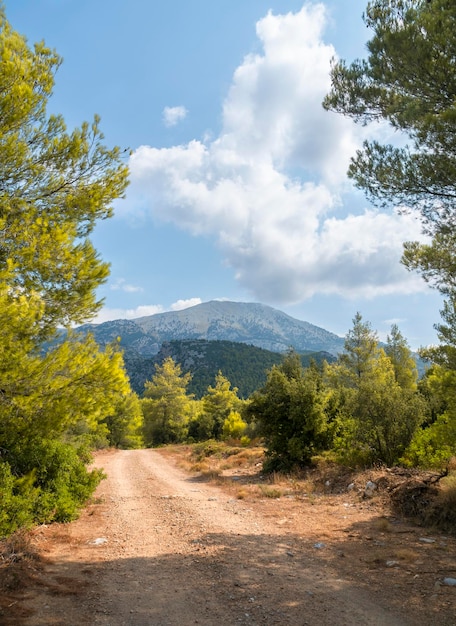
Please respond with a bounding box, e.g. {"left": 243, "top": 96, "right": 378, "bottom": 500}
{"left": 7, "top": 524, "right": 436, "bottom": 626}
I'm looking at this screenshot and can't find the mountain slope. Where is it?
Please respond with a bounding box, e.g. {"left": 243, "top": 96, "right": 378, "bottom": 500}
{"left": 82, "top": 301, "right": 344, "bottom": 356}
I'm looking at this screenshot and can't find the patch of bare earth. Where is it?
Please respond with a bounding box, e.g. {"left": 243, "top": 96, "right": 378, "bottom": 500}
{"left": 1, "top": 447, "right": 455, "bottom": 625}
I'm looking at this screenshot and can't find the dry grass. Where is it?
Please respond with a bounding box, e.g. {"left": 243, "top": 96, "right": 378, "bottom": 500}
{"left": 0, "top": 531, "right": 41, "bottom": 597}
{"left": 373, "top": 517, "right": 393, "bottom": 533}
{"left": 200, "top": 468, "right": 222, "bottom": 480}
{"left": 0, "top": 531, "right": 37, "bottom": 570}
{"left": 236, "top": 488, "right": 249, "bottom": 500}
{"left": 424, "top": 473, "right": 456, "bottom": 532}
{"left": 257, "top": 485, "right": 283, "bottom": 498}
{"left": 162, "top": 443, "right": 456, "bottom": 535}
{"left": 393, "top": 548, "right": 419, "bottom": 563}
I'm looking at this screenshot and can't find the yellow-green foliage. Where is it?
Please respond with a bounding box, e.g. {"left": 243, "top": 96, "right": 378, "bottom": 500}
{"left": 326, "top": 315, "right": 425, "bottom": 467}
{"left": 222, "top": 410, "right": 247, "bottom": 440}
{"left": 142, "top": 358, "right": 193, "bottom": 445}
{"left": 0, "top": 441, "right": 104, "bottom": 538}
{"left": 403, "top": 365, "right": 456, "bottom": 468}
{"left": 103, "top": 393, "right": 144, "bottom": 449}
{"left": 0, "top": 9, "right": 131, "bottom": 536}
{"left": 200, "top": 372, "right": 244, "bottom": 440}
{"left": 0, "top": 10, "right": 128, "bottom": 335}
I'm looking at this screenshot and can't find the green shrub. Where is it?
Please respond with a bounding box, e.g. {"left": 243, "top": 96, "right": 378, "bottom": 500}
{"left": 222, "top": 411, "right": 247, "bottom": 440}
{"left": 0, "top": 462, "right": 37, "bottom": 538}
{"left": 402, "top": 413, "right": 456, "bottom": 469}
{"left": 1, "top": 439, "right": 104, "bottom": 535}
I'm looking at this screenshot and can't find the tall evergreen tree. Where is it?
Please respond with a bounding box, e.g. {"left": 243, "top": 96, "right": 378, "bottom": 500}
{"left": 0, "top": 10, "right": 128, "bottom": 337}
{"left": 327, "top": 316, "right": 425, "bottom": 466}
{"left": 385, "top": 323, "right": 418, "bottom": 390}
{"left": 338, "top": 313, "right": 381, "bottom": 385}
{"left": 142, "top": 358, "right": 193, "bottom": 446}
{"left": 200, "top": 371, "right": 242, "bottom": 439}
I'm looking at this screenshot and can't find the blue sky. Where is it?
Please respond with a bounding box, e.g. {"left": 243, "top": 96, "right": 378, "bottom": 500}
{"left": 8, "top": 0, "right": 443, "bottom": 348}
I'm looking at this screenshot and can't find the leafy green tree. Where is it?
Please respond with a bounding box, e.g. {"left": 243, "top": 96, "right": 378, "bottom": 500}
{"left": 421, "top": 297, "right": 456, "bottom": 369}
{"left": 327, "top": 316, "right": 425, "bottom": 466}
{"left": 103, "top": 393, "right": 144, "bottom": 449}
{"left": 337, "top": 313, "right": 381, "bottom": 385}
{"left": 351, "top": 352, "right": 424, "bottom": 466}
{"left": 323, "top": 0, "right": 456, "bottom": 236}
{"left": 222, "top": 411, "right": 248, "bottom": 441}
{"left": 0, "top": 289, "right": 130, "bottom": 456}
{"left": 0, "top": 11, "right": 128, "bottom": 337}
{"left": 403, "top": 364, "right": 456, "bottom": 468}
{"left": 403, "top": 297, "right": 456, "bottom": 467}
{"left": 247, "top": 352, "right": 330, "bottom": 471}
{"left": 324, "top": 0, "right": 456, "bottom": 302}
{"left": 402, "top": 236, "right": 456, "bottom": 298}
{"left": 0, "top": 10, "right": 130, "bottom": 535}
{"left": 199, "top": 372, "right": 243, "bottom": 439}
{"left": 187, "top": 409, "right": 215, "bottom": 442}
{"left": 0, "top": 284, "right": 130, "bottom": 535}
{"left": 142, "top": 357, "right": 193, "bottom": 445}
{"left": 385, "top": 323, "right": 418, "bottom": 389}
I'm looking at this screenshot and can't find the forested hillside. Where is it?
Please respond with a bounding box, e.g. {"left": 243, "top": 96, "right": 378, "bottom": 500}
{"left": 123, "top": 339, "right": 335, "bottom": 398}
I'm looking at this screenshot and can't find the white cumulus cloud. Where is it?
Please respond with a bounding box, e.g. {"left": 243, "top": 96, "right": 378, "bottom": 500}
{"left": 163, "top": 105, "right": 188, "bottom": 127}
{"left": 91, "top": 305, "right": 164, "bottom": 324}
{"left": 123, "top": 3, "right": 427, "bottom": 304}
{"left": 91, "top": 299, "right": 203, "bottom": 323}
{"left": 171, "top": 298, "right": 203, "bottom": 311}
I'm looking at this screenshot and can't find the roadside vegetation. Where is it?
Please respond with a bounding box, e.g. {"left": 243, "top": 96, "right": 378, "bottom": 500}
{"left": 0, "top": 9, "right": 139, "bottom": 537}
{"left": 2, "top": 0, "right": 456, "bottom": 541}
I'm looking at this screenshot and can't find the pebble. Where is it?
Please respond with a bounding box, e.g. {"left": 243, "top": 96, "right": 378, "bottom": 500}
{"left": 89, "top": 537, "right": 108, "bottom": 546}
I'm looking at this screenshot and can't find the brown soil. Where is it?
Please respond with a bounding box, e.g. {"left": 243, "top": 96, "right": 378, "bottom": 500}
{"left": 1, "top": 447, "right": 455, "bottom": 626}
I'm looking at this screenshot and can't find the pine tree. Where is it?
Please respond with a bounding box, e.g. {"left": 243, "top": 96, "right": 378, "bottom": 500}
{"left": 385, "top": 324, "right": 418, "bottom": 390}
{"left": 326, "top": 315, "right": 425, "bottom": 466}
{"left": 324, "top": 0, "right": 456, "bottom": 299}
{"left": 200, "top": 371, "right": 242, "bottom": 439}
{"left": 142, "top": 358, "right": 193, "bottom": 445}
{"left": 0, "top": 10, "right": 131, "bottom": 535}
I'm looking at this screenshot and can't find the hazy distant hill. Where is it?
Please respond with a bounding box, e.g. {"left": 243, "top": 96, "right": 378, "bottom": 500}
{"left": 81, "top": 300, "right": 345, "bottom": 356}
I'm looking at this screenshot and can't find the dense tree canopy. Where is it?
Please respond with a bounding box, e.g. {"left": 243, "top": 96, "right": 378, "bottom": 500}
{"left": 200, "top": 372, "right": 242, "bottom": 439}
{"left": 247, "top": 352, "right": 330, "bottom": 470}
{"left": 323, "top": 0, "right": 456, "bottom": 466}
{"left": 385, "top": 323, "right": 418, "bottom": 390}
{"left": 325, "top": 315, "right": 425, "bottom": 466}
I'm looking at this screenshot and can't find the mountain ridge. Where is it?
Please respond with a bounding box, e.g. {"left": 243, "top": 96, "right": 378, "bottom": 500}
{"left": 81, "top": 300, "right": 345, "bottom": 356}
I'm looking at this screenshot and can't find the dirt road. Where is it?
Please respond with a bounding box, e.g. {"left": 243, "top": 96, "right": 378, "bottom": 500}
{"left": 12, "top": 449, "right": 456, "bottom": 625}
